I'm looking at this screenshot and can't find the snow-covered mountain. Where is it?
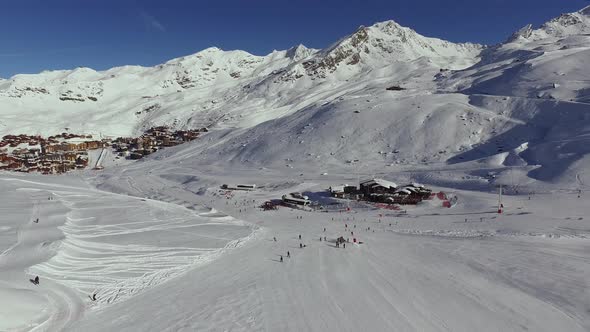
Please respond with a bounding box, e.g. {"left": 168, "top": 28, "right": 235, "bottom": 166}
{"left": 508, "top": 6, "right": 590, "bottom": 42}
{"left": 0, "top": 18, "right": 481, "bottom": 137}
{"left": 2, "top": 6, "right": 590, "bottom": 185}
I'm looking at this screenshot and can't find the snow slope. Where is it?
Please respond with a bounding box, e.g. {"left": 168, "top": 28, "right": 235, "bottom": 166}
{"left": 2, "top": 155, "right": 585, "bottom": 331}
{"left": 140, "top": 6, "right": 590, "bottom": 186}
{"left": 0, "top": 175, "right": 254, "bottom": 331}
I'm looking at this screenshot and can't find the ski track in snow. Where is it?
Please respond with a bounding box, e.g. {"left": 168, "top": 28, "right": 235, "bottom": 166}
{"left": 0, "top": 176, "right": 256, "bottom": 331}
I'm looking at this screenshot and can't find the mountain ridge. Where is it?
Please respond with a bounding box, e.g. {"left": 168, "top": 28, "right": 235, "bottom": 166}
{"left": 2, "top": 6, "right": 590, "bottom": 186}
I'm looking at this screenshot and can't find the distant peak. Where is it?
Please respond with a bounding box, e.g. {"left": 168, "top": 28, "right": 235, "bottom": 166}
{"left": 506, "top": 5, "right": 590, "bottom": 43}
{"left": 200, "top": 46, "right": 223, "bottom": 53}
{"left": 370, "top": 20, "right": 403, "bottom": 31}
{"left": 508, "top": 24, "right": 533, "bottom": 42}
{"left": 286, "top": 44, "right": 313, "bottom": 61}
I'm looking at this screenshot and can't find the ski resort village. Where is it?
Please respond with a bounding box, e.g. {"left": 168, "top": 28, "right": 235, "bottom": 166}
{"left": 1, "top": 3, "right": 590, "bottom": 332}
{"left": 269, "top": 180, "right": 441, "bottom": 211}
{"left": 0, "top": 127, "right": 205, "bottom": 173}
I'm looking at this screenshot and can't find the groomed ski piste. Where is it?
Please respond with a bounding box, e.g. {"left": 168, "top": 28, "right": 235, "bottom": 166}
{"left": 1, "top": 155, "right": 589, "bottom": 331}
{"left": 0, "top": 174, "right": 254, "bottom": 331}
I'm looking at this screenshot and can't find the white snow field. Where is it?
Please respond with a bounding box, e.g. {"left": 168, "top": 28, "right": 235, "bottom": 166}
{"left": 0, "top": 175, "right": 253, "bottom": 331}
{"left": 1, "top": 5, "right": 590, "bottom": 332}
{"left": 2, "top": 160, "right": 589, "bottom": 331}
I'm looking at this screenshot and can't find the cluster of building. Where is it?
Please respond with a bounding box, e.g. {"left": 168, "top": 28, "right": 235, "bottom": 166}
{"left": 111, "top": 126, "right": 205, "bottom": 160}
{"left": 0, "top": 127, "right": 206, "bottom": 174}
{"left": 329, "top": 178, "right": 432, "bottom": 205}
{"left": 276, "top": 179, "right": 433, "bottom": 210}
{"left": 0, "top": 133, "right": 105, "bottom": 174}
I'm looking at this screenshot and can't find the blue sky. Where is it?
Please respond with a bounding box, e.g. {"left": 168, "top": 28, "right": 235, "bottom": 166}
{"left": 0, "top": 0, "right": 588, "bottom": 77}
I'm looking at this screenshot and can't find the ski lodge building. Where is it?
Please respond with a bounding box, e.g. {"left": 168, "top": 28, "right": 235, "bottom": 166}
{"left": 282, "top": 192, "right": 311, "bottom": 206}
{"left": 329, "top": 178, "right": 433, "bottom": 205}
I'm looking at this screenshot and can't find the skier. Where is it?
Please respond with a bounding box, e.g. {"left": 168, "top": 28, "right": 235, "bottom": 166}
{"left": 34, "top": 218, "right": 39, "bottom": 224}
{"left": 320, "top": 237, "right": 322, "bottom": 241}
{"left": 287, "top": 251, "right": 290, "bottom": 258}
{"left": 343, "top": 243, "right": 346, "bottom": 248}
{"left": 280, "top": 255, "right": 283, "bottom": 263}
{"left": 30, "top": 276, "right": 39, "bottom": 285}
{"left": 273, "top": 236, "right": 277, "bottom": 242}
{"left": 298, "top": 234, "right": 301, "bottom": 240}
{"left": 323, "top": 227, "right": 326, "bottom": 232}
{"left": 300, "top": 243, "right": 303, "bottom": 249}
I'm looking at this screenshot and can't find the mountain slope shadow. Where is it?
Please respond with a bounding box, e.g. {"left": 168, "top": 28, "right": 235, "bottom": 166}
{"left": 447, "top": 95, "right": 590, "bottom": 181}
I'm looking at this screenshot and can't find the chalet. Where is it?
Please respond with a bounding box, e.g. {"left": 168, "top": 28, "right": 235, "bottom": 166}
{"left": 365, "top": 183, "right": 432, "bottom": 205}
{"left": 85, "top": 141, "right": 102, "bottom": 150}
{"left": 359, "top": 178, "right": 398, "bottom": 195}
{"left": 43, "top": 154, "right": 63, "bottom": 162}
{"left": 329, "top": 185, "right": 361, "bottom": 199}
{"left": 64, "top": 152, "right": 78, "bottom": 162}
{"left": 328, "top": 179, "right": 433, "bottom": 206}
{"left": 400, "top": 183, "right": 432, "bottom": 199}
{"left": 147, "top": 126, "right": 169, "bottom": 137}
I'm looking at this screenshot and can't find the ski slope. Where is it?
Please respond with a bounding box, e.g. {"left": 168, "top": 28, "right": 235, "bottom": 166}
{"left": 1, "top": 161, "right": 587, "bottom": 331}
{"left": 0, "top": 175, "right": 253, "bottom": 331}
{"left": 1, "top": 135, "right": 590, "bottom": 331}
